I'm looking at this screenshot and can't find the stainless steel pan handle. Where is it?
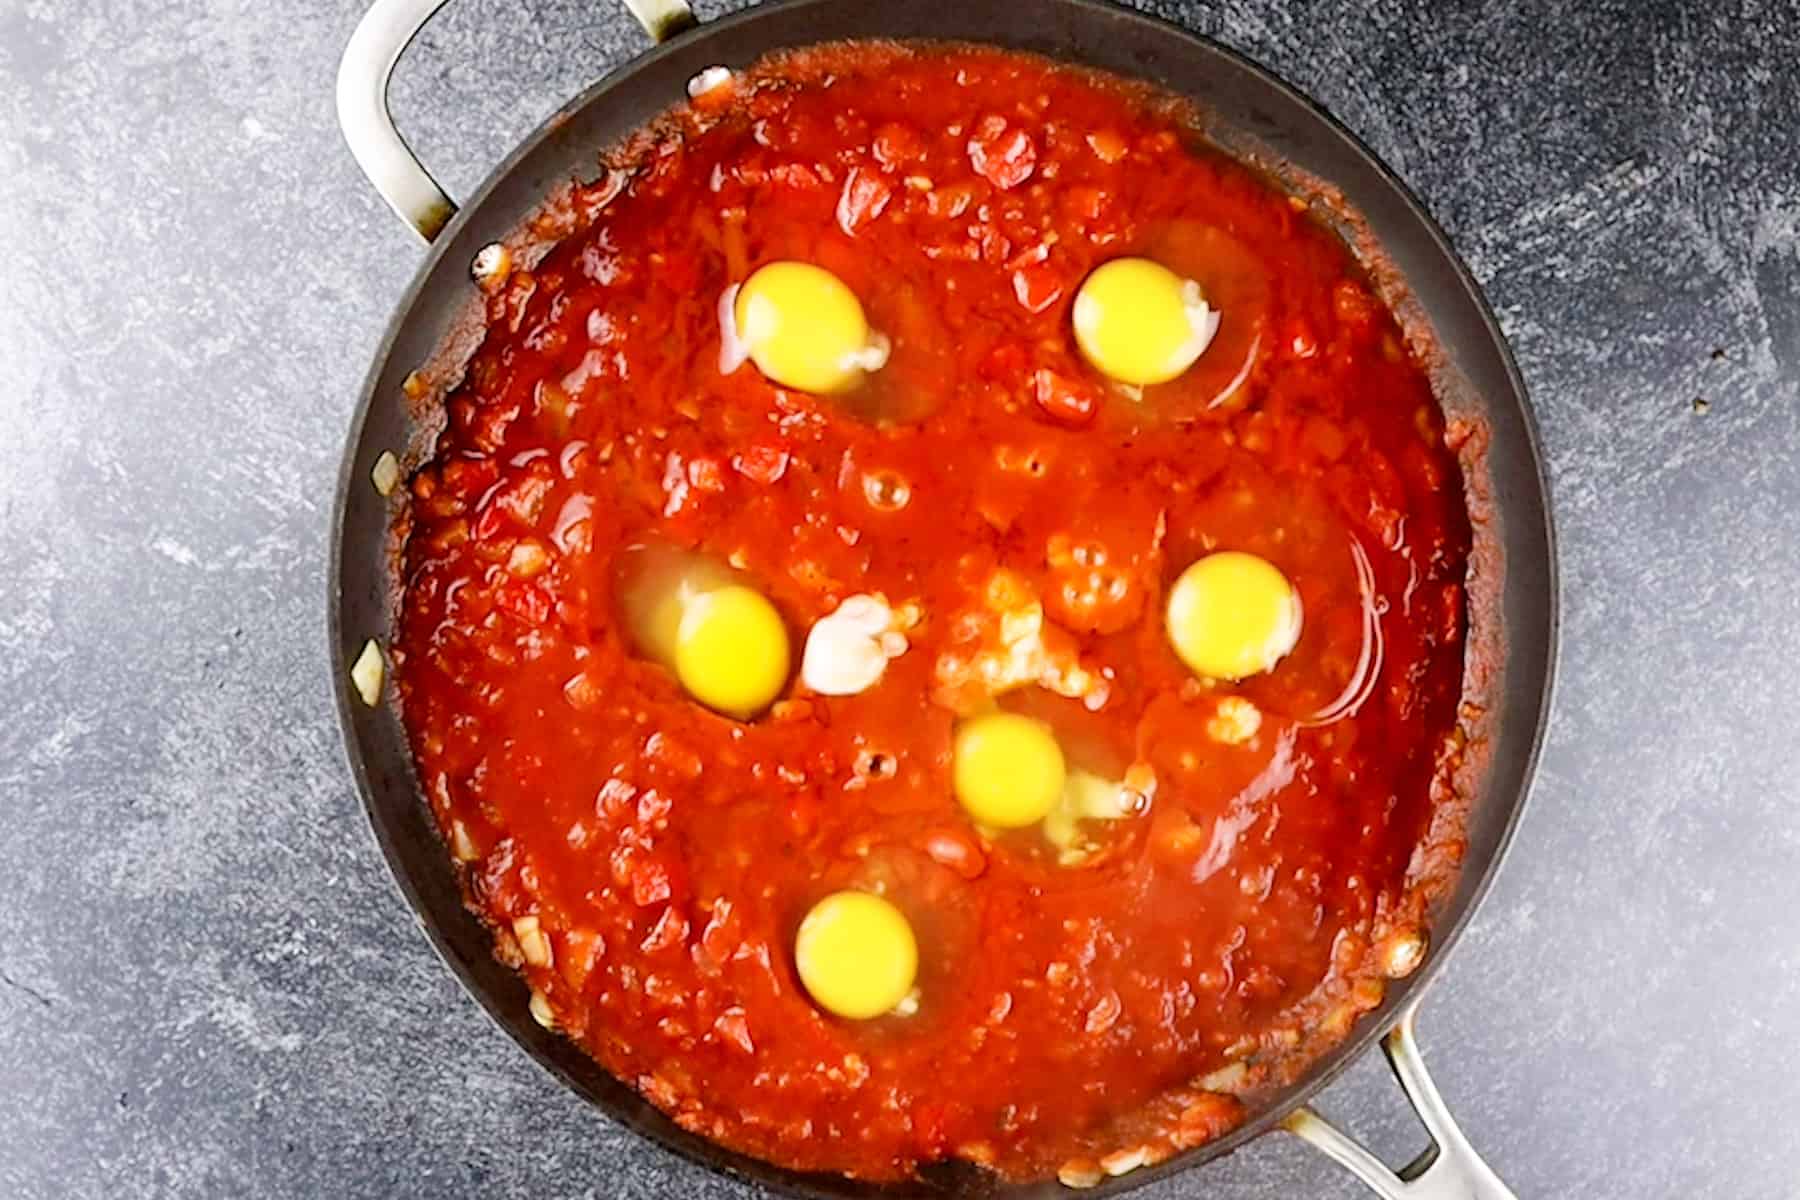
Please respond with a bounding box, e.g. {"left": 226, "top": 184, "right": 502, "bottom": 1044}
{"left": 1285, "top": 1003, "right": 1518, "bottom": 1199}
{"left": 335, "top": 0, "right": 696, "bottom": 243}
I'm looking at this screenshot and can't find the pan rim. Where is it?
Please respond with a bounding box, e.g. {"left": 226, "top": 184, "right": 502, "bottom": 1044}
{"left": 326, "top": 1, "right": 1560, "bottom": 1193}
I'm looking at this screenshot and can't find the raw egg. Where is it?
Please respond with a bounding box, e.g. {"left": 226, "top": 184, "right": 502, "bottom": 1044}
{"left": 1071, "top": 257, "right": 1220, "bottom": 386}
{"left": 674, "top": 584, "right": 790, "bottom": 719}
{"left": 794, "top": 891, "right": 918, "bottom": 1020}
{"left": 952, "top": 712, "right": 1066, "bottom": 829}
{"left": 1165, "top": 550, "right": 1302, "bottom": 680}
{"left": 618, "top": 544, "right": 790, "bottom": 719}
{"left": 730, "top": 261, "right": 889, "bottom": 393}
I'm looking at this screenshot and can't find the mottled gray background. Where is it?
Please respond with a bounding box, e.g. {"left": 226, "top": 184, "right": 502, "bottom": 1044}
{"left": 2, "top": 0, "right": 1795, "bottom": 1196}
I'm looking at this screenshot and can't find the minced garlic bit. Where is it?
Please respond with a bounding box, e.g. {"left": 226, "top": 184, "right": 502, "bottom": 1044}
{"left": 801, "top": 594, "right": 909, "bottom": 696}
{"left": 1206, "top": 696, "right": 1262, "bottom": 744}
{"left": 350, "top": 640, "right": 384, "bottom": 707}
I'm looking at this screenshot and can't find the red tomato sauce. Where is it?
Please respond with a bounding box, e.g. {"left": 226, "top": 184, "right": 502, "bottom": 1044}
{"left": 393, "top": 43, "right": 1475, "bottom": 1185}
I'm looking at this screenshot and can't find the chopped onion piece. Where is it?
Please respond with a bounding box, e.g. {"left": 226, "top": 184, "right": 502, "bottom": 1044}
{"left": 513, "top": 916, "right": 553, "bottom": 968}
{"left": 472, "top": 242, "right": 510, "bottom": 289}
{"left": 371, "top": 450, "right": 400, "bottom": 497}
{"left": 1057, "top": 1160, "right": 1103, "bottom": 1189}
{"left": 350, "top": 640, "right": 384, "bottom": 707}
{"left": 449, "top": 819, "right": 479, "bottom": 862}
{"left": 687, "top": 66, "right": 734, "bottom": 98}
{"left": 1197, "top": 1061, "right": 1249, "bottom": 1094}
{"left": 1380, "top": 929, "right": 1428, "bottom": 978}
{"left": 1101, "top": 1146, "right": 1151, "bottom": 1177}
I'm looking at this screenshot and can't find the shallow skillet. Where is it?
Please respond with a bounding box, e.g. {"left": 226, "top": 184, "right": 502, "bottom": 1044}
{"left": 329, "top": 0, "right": 1557, "bottom": 1195}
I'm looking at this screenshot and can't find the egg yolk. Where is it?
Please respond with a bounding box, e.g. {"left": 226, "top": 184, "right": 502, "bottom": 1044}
{"left": 1071, "top": 257, "right": 1220, "bottom": 386}
{"left": 734, "top": 261, "right": 886, "bottom": 393}
{"left": 794, "top": 891, "right": 918, "bottom": 1020}
{"left": 673, "top": 584, "right": 791, "bottom": 719}
{"left": 952, "top": 712, "right": 1066, "bottom": 829}
{"left": 1165, "top": 551, "right": 1303, "bottom": 681}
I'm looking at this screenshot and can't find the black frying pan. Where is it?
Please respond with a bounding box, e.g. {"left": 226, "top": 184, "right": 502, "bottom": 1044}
{"left": 329, "top": 1, "right": 1557, "bottom": 1195}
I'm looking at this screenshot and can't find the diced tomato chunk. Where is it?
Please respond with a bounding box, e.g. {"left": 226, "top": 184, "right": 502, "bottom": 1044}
{"left": 631, "top": 858, "right": 673, "bottom": 907}
{"left": 494, "top": 581, "right": 550, "bottom": 624}
{"left": 1059, "top": 185, "right": 1107, "bottom": 222}
{"left": 686, "top": 456, "right": 726, "bottom": 493}
{"left": 1012, "top": 260, "right": 1064, "bottom": 314}
{"left": 733, "top": 442, "right": 790, "bottom": 484}
{"left": 873, "top": 122, "right": 926, "bottom": 167}
{"left": 1032, "top": 368, "right": 1098, "bottom": 427}
{"left": 1086, "top": 128, "right": 1128, "bottom": 162}
{"left": 836, "top": 166, "right": 893, "bottom": 235}
{"left": 712, "top": 1006, "right": 755, "bottom": 1053}
{"left": 766, "top": 162, "right": 823, "bottom": 191}
{"left": 640, "top": 905, "right": 690, "bottom": 954}
{"left": 967, "top": 115, "right": 1037, "bottom": 189}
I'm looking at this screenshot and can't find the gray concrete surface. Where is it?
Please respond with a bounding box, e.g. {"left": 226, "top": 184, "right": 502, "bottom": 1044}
{"left": 2, "top": 0, "right": 1796, "bottom": 1196}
